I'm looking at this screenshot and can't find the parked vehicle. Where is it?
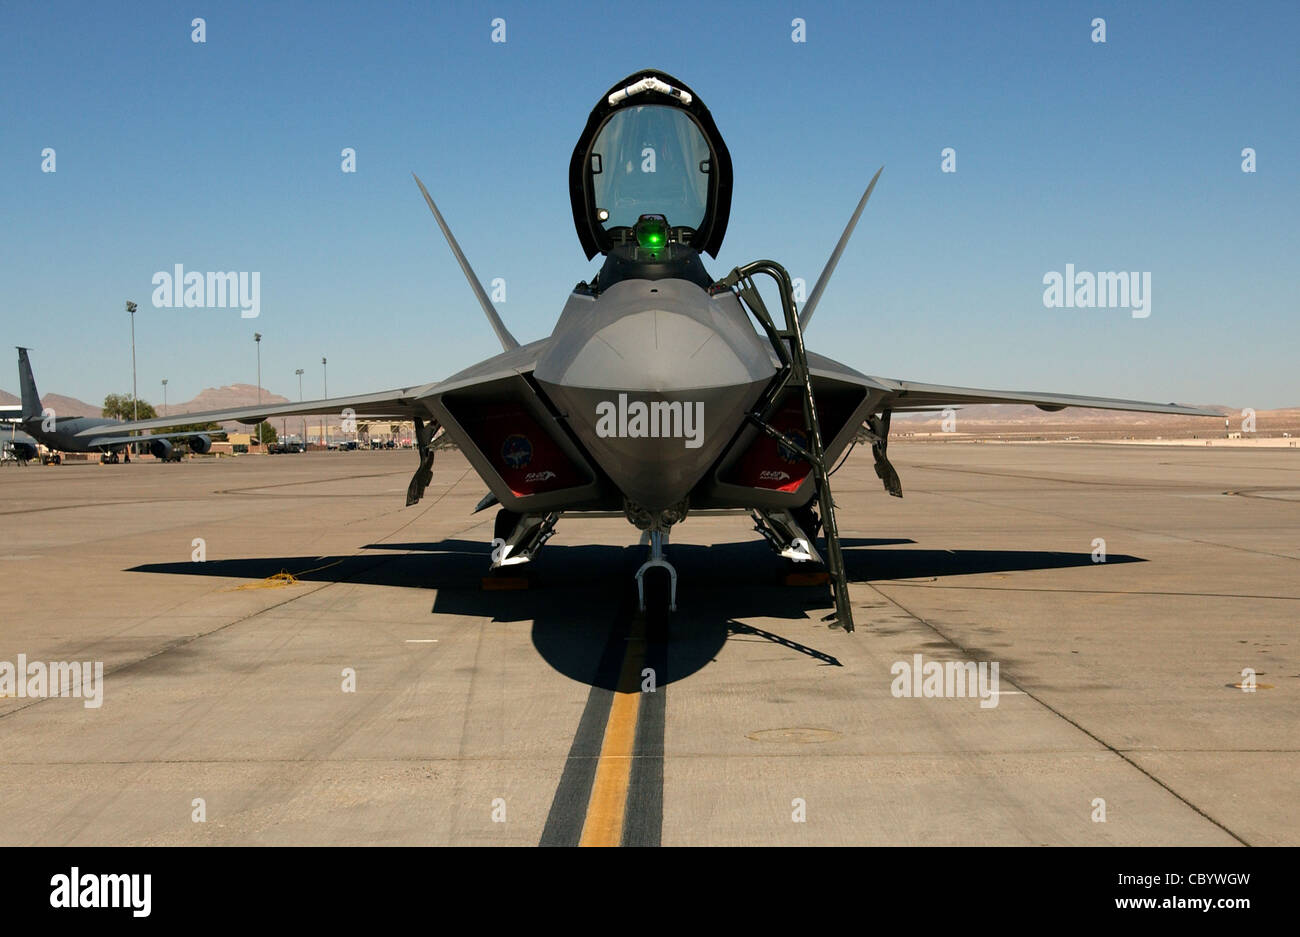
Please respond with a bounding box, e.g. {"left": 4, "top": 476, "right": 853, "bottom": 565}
{"left": 269, "top": 435, "right": 306, "bottom": 454}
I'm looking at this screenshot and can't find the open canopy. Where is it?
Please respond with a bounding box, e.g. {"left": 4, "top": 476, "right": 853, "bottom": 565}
{"left": 569, "top": 70, "right": 733, "bottom": 260}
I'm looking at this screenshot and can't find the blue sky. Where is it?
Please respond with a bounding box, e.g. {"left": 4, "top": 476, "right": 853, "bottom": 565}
{"left": 2, "top": 0, "right": 1296, "bottom": 408}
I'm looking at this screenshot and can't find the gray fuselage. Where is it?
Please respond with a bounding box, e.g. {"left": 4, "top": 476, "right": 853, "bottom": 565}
{"left": 534, "top": 276, "right": 777, "bottom": 510}
{"left": 21, "top": 415, "right": 130, "bottom": 454}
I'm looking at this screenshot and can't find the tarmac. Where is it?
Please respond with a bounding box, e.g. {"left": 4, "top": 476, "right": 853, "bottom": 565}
{"left": 0, "top": 442, "right": 1295, "bottom": 845}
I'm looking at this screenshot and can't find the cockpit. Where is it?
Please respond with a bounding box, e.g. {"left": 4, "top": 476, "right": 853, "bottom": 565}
{"left": 569, "top": 71, "right": 732, "bottom": 271}
{"left": 590, "top": 104, "right": 711, "bottom": 233}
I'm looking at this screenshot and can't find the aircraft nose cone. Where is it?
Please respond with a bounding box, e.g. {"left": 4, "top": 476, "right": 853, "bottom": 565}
{"left": 550, "top": 306, "right": 760, "bottom": 393}
{"left": 534, "top": 281, "right": 775, "bottom": 510}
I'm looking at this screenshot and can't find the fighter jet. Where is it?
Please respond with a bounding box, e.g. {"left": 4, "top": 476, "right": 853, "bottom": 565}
{"left": 10, "top": 347, "right": 218, "bottom": 464}
{"left": 89, "top": 70, "right": 1216, "bottom": 630}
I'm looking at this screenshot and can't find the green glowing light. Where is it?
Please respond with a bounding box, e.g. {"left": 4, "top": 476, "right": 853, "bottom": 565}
{"left": 634, "top": 214, "right": 669, "bottom": 251}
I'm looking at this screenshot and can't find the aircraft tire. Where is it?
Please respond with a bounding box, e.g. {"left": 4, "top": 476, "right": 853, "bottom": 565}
{"left": 642, "top": 566, "right": 672, "bottom": 641}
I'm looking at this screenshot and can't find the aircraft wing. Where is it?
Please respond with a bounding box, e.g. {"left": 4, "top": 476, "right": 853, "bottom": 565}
{"left": 802, "top": 352, "right": 1220, "bottom": 417}
{"left": 73, "top": 385, "right": 437, "bottom": 438}
{"left": 863, "top": 377, "right": 1220, "bottom": 417}
{"left": 80, "top": 429, "right": 228, "bottom": 449}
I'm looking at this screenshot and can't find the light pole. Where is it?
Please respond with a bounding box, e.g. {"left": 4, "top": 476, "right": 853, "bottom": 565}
{"left": 161, "top": 378, "right": 167, "bottom": 417}
{"left": 295, "top": 368, "right": 305, "bottom": 445}
{"left": 254, "top": 333, "right": 262, "bottom": 448}
{"left": 321, "top": 356, "right": 328, "bottom": 447}
{"left": 126, "top": 301, "right": 138, "bottom": 453}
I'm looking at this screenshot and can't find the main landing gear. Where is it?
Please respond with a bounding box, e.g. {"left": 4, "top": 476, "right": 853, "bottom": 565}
{"left": 490, "top": 509, "right": 559, "bottom": 569}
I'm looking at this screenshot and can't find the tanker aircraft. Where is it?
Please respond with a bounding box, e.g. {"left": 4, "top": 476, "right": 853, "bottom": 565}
{"left": 11, "top": 347, "right": 218, "bottom": 464}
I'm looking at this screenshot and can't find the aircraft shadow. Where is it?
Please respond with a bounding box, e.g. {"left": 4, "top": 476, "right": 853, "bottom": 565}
{"left": 127, "top": 539, "right": 1142, "bottom": 689}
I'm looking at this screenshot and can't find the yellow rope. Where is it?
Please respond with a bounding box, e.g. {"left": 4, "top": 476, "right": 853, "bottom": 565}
{"left": 233, "top": 570, "right": 298, "bottom": 590}
{"left": 229, "top": 559, "right": 341, "bottom": 591}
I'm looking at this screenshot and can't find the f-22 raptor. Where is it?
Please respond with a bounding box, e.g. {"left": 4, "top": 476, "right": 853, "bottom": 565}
{"left": 96, "top": 70, "right": 1215, "bottom": 630}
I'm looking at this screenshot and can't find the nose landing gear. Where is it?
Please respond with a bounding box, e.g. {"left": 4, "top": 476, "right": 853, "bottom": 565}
{"left": 635, "top": 529, "right": 677, "bottom": 613}
{"left": 624, "top": 499, "right": 687, "bottom": 615}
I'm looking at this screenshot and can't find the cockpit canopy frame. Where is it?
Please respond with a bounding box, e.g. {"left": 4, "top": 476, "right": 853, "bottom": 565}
{"left": 569, "top": 69, "right": 733, "bottom": 261}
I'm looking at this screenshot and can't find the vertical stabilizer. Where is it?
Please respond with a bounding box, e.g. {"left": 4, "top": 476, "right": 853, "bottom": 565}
{"left": 16, "top": 347, "right": 41, "bottom": 420}
{"left": 412, "top": 174, "right": 521, "bottom": 353}
{"left": 799, "top": 167, "right": 883, "bottom": 330}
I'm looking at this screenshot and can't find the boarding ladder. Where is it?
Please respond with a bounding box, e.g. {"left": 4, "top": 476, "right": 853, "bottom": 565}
{"left": 714, "top": 261, "right": 856, "bottom": 632}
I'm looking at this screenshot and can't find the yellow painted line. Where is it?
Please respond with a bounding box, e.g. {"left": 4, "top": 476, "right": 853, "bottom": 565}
{"left": 578, "top": 615, "right": 648, "bottom": 847}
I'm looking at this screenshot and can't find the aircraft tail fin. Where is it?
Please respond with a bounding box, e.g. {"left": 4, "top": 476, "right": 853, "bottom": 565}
{"left": 799, "top": 166, "right": 883, "bottom": 330}
{"left": 412, "top": 173, "right": 521, "bottom": 353}
{"left": 16, "top": 347, "right": 41, "bottom": 421}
